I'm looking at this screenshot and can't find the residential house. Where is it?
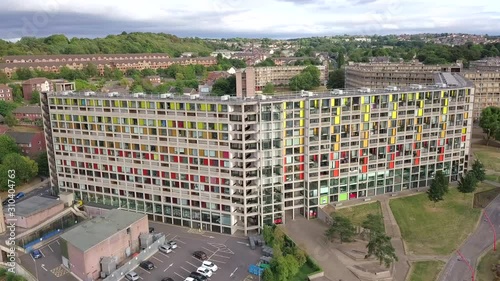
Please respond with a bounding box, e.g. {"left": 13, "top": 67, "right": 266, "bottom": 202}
{"left": 0, "top": 84, "right": 12, "bottom": 101}
{"left": 22, "top": 78, "right": 52, "bottom": 101}
{"left": 52, "top": 80, "right": 76, "bottom": 92}
{"left": 144, "top": 75, "right": 161, "bottom": 85}
{"left": 5, "top": 131, "right": 46, "bottom": 157}
{"left": 12, "top": 106, "right": 42, "bottom": 122}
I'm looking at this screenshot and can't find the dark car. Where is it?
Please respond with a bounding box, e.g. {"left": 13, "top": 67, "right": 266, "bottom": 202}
{"left": 161, "top": 278, "right": 174, "bottom": 281}
{"left": 30, "top": 249, "right": 42, "bottom": 259}
{"left": 139, "top": 260, "right": 154, "bottom": 270}
{"left": 15, "top": 192, "right": 25, "bottom": 200}
{"left": 149, "top": 227, "right": 155, "bottom": 233}
{"left": 193, "top": 251, "right": 207, "bottom": 260}
{"left": 2, "top": 199, "right": 9, "bottom": 206}
{"left": 189, "top": 272, "right": 208, "bottom": 281}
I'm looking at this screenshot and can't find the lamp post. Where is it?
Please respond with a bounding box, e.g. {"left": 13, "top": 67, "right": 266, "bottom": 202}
{"left": 34, "top": 258, "right": 39, "bottom": 281}
{"left": 483, "top": 211, "right": 497, "bottom": 251}
{"left": 457, "top": 250, "right": 474, "bottom": 281}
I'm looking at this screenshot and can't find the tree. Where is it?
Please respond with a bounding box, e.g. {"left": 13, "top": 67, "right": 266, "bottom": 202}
{"left": 0, "top": 153, "right": 38, "bottom": 190}
{"left": 211, "top": 76, "right": 236, "bottom": 96}
{"left": 131, "top": 84, "right": 144, "bottom": 93}
{"left": 0, "top": 135, "right": 20, "bottom": 162}
{"left": 8, "top": 84, "right": 23, "bottom": 103}
{"left": 15, "top": 68, "right": 33, "bottom": 80}
{"left": 478, "top": 106, "right": 500, "bottom": 145}
{"left": 30, "top": 90, "right": 40, "bottom": 104}
{"left": 0, "top": 72, "right": 9, "bottom": 84}
{"left": 289, "top": 66, "right": 321, "bottom": 91}
{"left": 255, "top": 58, "right": 276, "bottom": 67}
{"left": 427, "top": 170, "right": 448, "bottom": 205}
{"left": 82, "top": 63, "right": 99, "bottom": 78}
{"left": 325, "top": 214, "right": 356, "bottom": 243}
{"left": 366, "top": 232, "right": 398, "bottom": 268}
{"left": 36, "top": 152, "right": 49, "bottom": 177}
{"left": 263, "top": 83, "right": 275, "bottom": 94}
{"left": 273, "top": 227, "right": 285, "bottom": 250}
{"left": 457, "top": 171, "right": 478, "bottom": 196}
{"left": 262, "top": 268, "right": 275, "bottom": 281}
{"left": 0, "top": 101, "right": 18, "bottom": 116}
{"left": 293, "top": 247, "right": 307, "bottom": 267}
{"left": 471, "top": 159, "right": 486, "bottom": 182}
{"left": 262, "top": 225, "right": 274, "bottom": 245}
{"left": 34, "top": 118, "right": 43, "bottom": 127}
{"left": 327, "top": 69, "right": 345, "bottom": 89}
{"left": 4, "top": 114, "right": 17, "bottom": 127}
{"left": 362, "top": 214, "right": 384, "bottom": 239}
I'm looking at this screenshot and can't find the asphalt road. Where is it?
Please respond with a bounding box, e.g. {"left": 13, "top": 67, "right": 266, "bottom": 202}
{"left": 439, "top": 181, "right": 500, "bottom": 281}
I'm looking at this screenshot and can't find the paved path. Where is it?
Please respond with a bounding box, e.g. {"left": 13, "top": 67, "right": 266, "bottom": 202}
{"left": 439, "top": 180, "right": 500, "bottom": 281}
{"left": 380, "top": 199, "right": 410, "bottom": 281}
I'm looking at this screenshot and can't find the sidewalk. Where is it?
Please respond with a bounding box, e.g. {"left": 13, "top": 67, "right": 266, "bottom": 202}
{"left": 0, "top": 177, "right": 49, "bottom": 200}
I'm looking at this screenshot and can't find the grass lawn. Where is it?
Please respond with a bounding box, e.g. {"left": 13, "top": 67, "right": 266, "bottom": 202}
{"left": 476, "top": 242, "right": 499, "bottom": 281}
{"left": 485, "top": 174, "right": 500, "bottom": 183}
{"left": 390, "top": 183, "right": 495, "bottom": 255}
{"left": 408, "top": 261, "right": 445, "bottom": 281}
{"left": 290, "top": 261, "right": 320, "bottom": 281}
{"left": 473, "top": 144, "right": 500, "bottom": 172}
{"left": 335, "top": 201, "right": 383, "bottom": 227}
{"left": 11, "top": 125, "right": 42, "bottom": 133}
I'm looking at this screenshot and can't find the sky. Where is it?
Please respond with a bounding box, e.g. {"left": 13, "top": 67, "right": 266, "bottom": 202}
{"left": 0, "top": 0, "right": 499, "bottom": 40}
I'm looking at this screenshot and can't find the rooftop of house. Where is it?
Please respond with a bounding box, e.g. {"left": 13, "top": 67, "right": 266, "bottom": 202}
{"left": 22, "top": 78, "right": 49, "bottom": 85}
{"left": 13, "top": 106, "right": 42, "bottom": 115}
{"left": 60, "top": 209, "right": 147, "bottom": 252}
{"left": 5, "top": 131, "right": 38, "bottom": 144}
{"left": 0, "top": 84, "right": 11, "bottom": 90}
{"left": 4, "top": 196, "right": 63, "bottom": 218}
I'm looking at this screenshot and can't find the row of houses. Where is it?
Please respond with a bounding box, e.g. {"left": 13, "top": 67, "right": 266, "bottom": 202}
{"left": 0, "top": 79, "right": 76, "bottom": 101}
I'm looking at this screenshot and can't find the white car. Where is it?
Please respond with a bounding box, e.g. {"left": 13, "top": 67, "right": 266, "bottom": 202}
{"left": 125, "top": 271, "right": 139, "bottom": 281}
{"left": 159, "top": 245, "right": 172, "bottom": 254}
{"left": 166, "top": 241, "right": 177, "bottom": 249}
{"left": 201, "top": 261, "right": 218, "bottom": 272}
{"left": 197, "top": 267, "right": 213, "bottom": 277}
{"left": 184, "top": 278, "right": 195, "bottom": 281}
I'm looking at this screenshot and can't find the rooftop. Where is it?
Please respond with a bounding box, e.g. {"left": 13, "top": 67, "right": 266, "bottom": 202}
{"left": 47, "top": 73, "right": 473, "bottom": 103}
{"left": 5, "top": 131, "right": 38, "bottom": 144}
{"left": 13, "top": 106, "right": 42, "bottom": 115}
{"left": 60, "top": 209, "right": 146, "bottom": 252}
{"left": 5, "top": 196, "right": 63, "bottom": 217}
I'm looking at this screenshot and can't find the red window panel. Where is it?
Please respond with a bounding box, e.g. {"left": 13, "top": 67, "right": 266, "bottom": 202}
{"left": 134, "top": 168, "right": 138, "bottom": 174}
{"left": 414, "top": 158, "right": 420, "bottom": 165}
{"left": 100, "top": 149, "right": 104, "bottom": 154}
{"left": 94, "top": 148, "right": 99, "bottom": 154}
{"left": 200, "top": 176, "right": 206, "bottom": 182}
{"left": 300, "top": 164, "right": 304, "bottom": 171}
{"left": 330, "top": 153, "right": 334, "bottom": 160}
{"left": 284, "top": 175, "right": 287, "bottom": 182}
{"left": 118, "top": 151, "right": 124, "bottom": 157}
{"left": 391, "top": 154, "right": 395, "bottom": 161}
{"left": 216, "top": 178, "right": 220, "bottom": 184}
{"left": 284, "top": 167, "right": 287, "bottom": 175}
{"left": 333, "top": 169, "right": 339, "bottom": 177}
{"left": 72, "top": 146, "right": 76, "bottom": 152}
{"left": 177, "top": 121, "right": 184, "bottom": 128}
{"left": 335, "top": 161, "right": 340, "bottom": 168}
{"left": 143, "top": 169, "right": 148, "bottom": 176}
{"left": 438, "top": 155, "right": 444, "bottom": 161}
{"left": 145, "top": 154, "right": 150, "bottom": 160}
{"left": 389, "top": 162, "right": 395, "bottom": 169}
{"left": 203, "top": 159, "right": 209, "bottom": 165}
{"left": 201, "top": 202, "right": 207, "bottom": 208}
{"left": 161, "top": 155, "right": 166, "bottom": 161}
{"left": 299, "top": 155, "right": 304, "bottom": 162}
{"left": 150, "top": 153, "right": 154, "bottom": 159}
{"left": 387, "top": 146, "right": 391, "bottom": 153}
{"left": 299, "top": 173, "right": 304, "bottom": 180}
{"left": 313, "top": 155, "right": 318, "bottom": 161}
{"left": 161, "top": 172, "right": 166, "bottom": 178}
{"left": 223, "top": 152, "right": 229, "bottom": 158}
{"left": 416, "top": 150, "right": 421, "bottom": 157}
{"left": 171, "top": 173, "right": 177, "bottom": 179}
{"left": 189, "top": 157, "right": 194, "bottom": 164}
{"left": 173, "top": 156, "right": 179, "bottom": 163}
{"left": 118, "top": 166, "right": 122, "bottom": 173}
{"left": 362, "top": 165, "right": 368, "bottom": 173}
{"left": 71, "top": 161, "right": 76, "bottom": 167}
{"left": 94, "top": 163, "right": 98, "bottom": 169}
{"left": 462, "top": 135, "right": 466, "bottom": 142}
{"left": 173, "top": 198, "right": 178, "bottom": 204}
{"left": 190, "top": 175, "right": 195, "bottom": 181}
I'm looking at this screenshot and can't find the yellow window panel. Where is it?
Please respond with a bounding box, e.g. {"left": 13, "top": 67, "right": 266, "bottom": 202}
{"left": 364, "top": 131, "right": 369, "bottom": 139}
{"left": 168, "top": 120, "right": 174, "bottom": 127}
{"left": 392, "top": 128, "right": 396, "bottom": 136}
{"left": 283, "top": 111, "right": 287, "bottom": 119}
{"left": 393, "top": 103, "right": 398, "bottom": 110}
{"left": 464, "top": 112, "right": 469, "bottom": 119}
{"left": 363, "top": 114, "right": 370, "bottom": 122}
{"left": 300, "top": 110, "right": 305, "bottom": 117}
{"left": 440, "top": 131, "right": 446, "bottom": 138}
{"left": 418, "top": 109, "right": 423, "bottom": 116}
{"left": 336, "top": 107, "right": 341, "bottom": 115}
{"left": 391, "top": 112, "right": 397, "bottom": 119}
{"left": 441, "top": 91, "right": 445, "bottom": 98}
{"left": 202, "top": 132, "right": 207, "bottom": 138}
{"left": 417, "top": 126, "right": 422, "bottom": 133}
{"left": 416, "top": 134, "right": 421, "bottom": 141}
{"left": 333, "top": 143, "right": 339, "bottom": 151}
{"left": 444, "top": 99, "right": 449, "bottom": 106}
{"left": 462, "top": 128, "right": 467, "bottom": 134}
{"left": 442, "top": 107, "right": 448, "bottom": 114}
{"left": 390, "top": 137, "right": 395, "bottom": 144}
{"left": 300, "top": 138, "right": 304, "bottom": 145}
{"left": 300, "top": 129, "right": 304, "bottom": 136}
{"left": 330, "top": 126, "right": 335, "bottom": 134}
{"left": 389, "top": 94, "right": 393, "bottom": 102}
{"left": 363, "top": 140, "right": 368, "bottom": 148}
{"left": 336, "top": 134, "right": 340, "bottom": 142}
{"left": 176, "top": 103, "right": 181, "bottom": 110}
{"left": 334, "top": 116, "right": 340, "bottom": 124}
{"left": 139, "top": 119, "right": 145, "bottom": 126}
{"left": 283, "top": 121, "right": 287, "bottom": 128}
{"left": 300, "top": 147, "right": 304, "bottom": 153}
{"left": 443, "top": 123, "right": 447, "bottom": 130}
{"left": 300, "top": 101, "right": 304, "bottom": 108}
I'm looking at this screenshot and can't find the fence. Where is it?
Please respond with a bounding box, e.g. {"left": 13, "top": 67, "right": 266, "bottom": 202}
{"left": 102, "top": 234, "right": 165, "bottom": 281}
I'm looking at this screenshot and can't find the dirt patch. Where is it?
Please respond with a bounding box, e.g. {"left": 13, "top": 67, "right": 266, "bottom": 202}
{"left": 473, "top": 187, "right": 500, "bottom": 208}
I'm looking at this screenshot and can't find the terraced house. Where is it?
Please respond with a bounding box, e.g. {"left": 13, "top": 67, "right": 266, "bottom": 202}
{"left": 41, "top": 73, "right": 473, "bottom": 235}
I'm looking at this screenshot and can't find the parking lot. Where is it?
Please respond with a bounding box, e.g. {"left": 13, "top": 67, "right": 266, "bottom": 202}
{"left": 18, "top": 238, "right": 78, "bottom": 281}
{"left": 17, "top": 222, "right": 263, "bottom": 281}
{"left": 130, "top": 221, "right": 263, "bottom": 281}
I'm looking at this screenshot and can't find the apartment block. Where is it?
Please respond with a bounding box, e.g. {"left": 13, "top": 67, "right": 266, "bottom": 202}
{"left": 345, "top": 60, "right": 462, "bottom": 89}
{"left": 464, "top": 57, "right": 500, "bottom": 120}
{"left": 0, "top": 84, "right": 12, "bottom": 101}
{"left": 41, "top": 74, "right": 473, "bottom": 235}
{"left": 236, "top": 63, "right": 328, "bottom": 97}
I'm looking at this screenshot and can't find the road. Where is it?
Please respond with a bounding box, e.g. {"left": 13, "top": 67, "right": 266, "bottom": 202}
{"left": 439, "top": 180, "right": 500, "bottom": 281}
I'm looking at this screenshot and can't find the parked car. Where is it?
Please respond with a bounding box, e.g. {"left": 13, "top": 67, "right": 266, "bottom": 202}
{"left": 159, "top": 245, "right": 172, "bottom": 254}
{"left": 193, "top": 251, "right": 207, "bottom": 260}
{"left": 201, "top": 261, "right": 218, "bottom": 272}
{"left": 161, "top": 278, "right": 174, "bottom": 281}
{"left": 149, "top": 227, "right": 155, "bottom": 233}
{"left": 125, "top": 271, "right": 140, "bottom": 281}
{"left": 30, "top": 249, "right": 42, "bottom": 259}
{"left": 2, "top": 199, "right": 9, "bottom": 206}
{"left": 166, "top": 240, "right": 177, "bottom": 249}
{"left": 184, "top": 278, "right": 195, "bottom": 281}
{"left": 139, "top": 260, "right": 154, "bottom": 270}
{"left": 189, "top": 272, "right": 208, "bottom": 281}
{"left": 196, "top": 267, "right": 213, "bottom": 277}
{"left": 15, "top": 192, "right": 25, "bottom": 200}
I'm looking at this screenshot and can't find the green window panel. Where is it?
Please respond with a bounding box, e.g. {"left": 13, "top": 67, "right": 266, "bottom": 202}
{"left": 320, "top": 196, "right": 328, "bottom": 205}
{"left": 339, "top": 193, "right": 348, "bottom": 201}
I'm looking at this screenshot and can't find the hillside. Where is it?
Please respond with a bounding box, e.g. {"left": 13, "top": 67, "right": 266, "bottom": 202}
{"left": 0, "top": 32, "right": 223, "bottom": 57}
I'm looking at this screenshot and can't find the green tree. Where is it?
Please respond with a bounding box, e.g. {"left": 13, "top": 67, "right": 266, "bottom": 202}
{"left": 289, "top": 66, "right": 321, "bottom": 91}
{"left": 293, "top": 247, "right": 307, "bottom": 267}
{"left": 0, "top": 72, "right": 9, "bottom": 84}
{"left": 30, "top": 90, "right": 40, "bottom": 104}
{"left": 8, "top": 84, "right": 23, "bottom": 103}
{"left": 36, "top": 152, "right": 49, "bottom": 177}
{"left": 365, "top": 232, "right": 398, "bottom": 268}
{"left": 262, "top": 225, "right": 274, "bottom": 245}
{"left": 427, "top": 170, "right": 448, "bottom": 205}
{"left": 15, "top": 68, "right": 33, "bottom": 80}
{"left": 211, "top": 76, "right": 236, "bottom": 96}
{"left": 325, "top": 214, "right": 356, "bottom": 243}
{"left": 457, "top": 171, "right": 478, "bottom": 196}
{"left": 131, "top": 84, "right": 144, "bottom": 93}
{"left": 4, "top": 113, "right": 17, "bottom": 127}
{"left": 0, "top": 153, "right": 38, "bottom": 190}
{"left": 273, "top": 227, "right": 285, "bottom": 250}
{"left": 0, "top": 135, "right": 20, "bottom": 162}
{"left": 337, "top": 51, "right": 345, "bottom": 68}
{"left": 262, "top": 268, "right": 275, "bottom": 281}
{"left": 34, "top": 118, "right": 43, "bottom": 127}
{"left": 362, "top": 214, "right": 384, "bottom": 239}
{"left": 82, "top": 63, "right": 99, "bottom": 78}
{"left": 263, "top": 83, "right": 275, "bottom": 94}
{"left": 327, "top": 69, "right": 345, "bottom": 89}
{"left": 478, "top": 106, "right": 500, "bottom": 145}
{"left": 471, "top": 159, "right": 486, "bottom": 182}
{"left": 255, "top": 58, "right": 276, "bottom": 67}
{"left": 0, "top": 101, "right": 18, "bottom": 116}
{"left": 75, "top": 79, "right": 96, "bottom": 91}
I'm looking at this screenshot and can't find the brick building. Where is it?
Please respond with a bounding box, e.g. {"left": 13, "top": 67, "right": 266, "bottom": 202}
{"left": 12, "top": 106, "right": 42, "bottom": 122}
{"left": 0, "top": 84, "right": 12, "bottom": 101}
{"left": 22, "top": 78, "right": 52, "bottom": 101}
{"left": 6, "top": 131, "right": 46, "bottom": 157}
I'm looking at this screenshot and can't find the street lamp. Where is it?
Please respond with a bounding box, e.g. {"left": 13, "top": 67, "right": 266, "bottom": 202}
{"left": 457, "top": 250, "right": 475, "bottom": 281}
{"left": 34, "top": 258, "right": 39, "bottom": 281}
{"left": 483, "top": 211, "right": 497, "bottom": 251}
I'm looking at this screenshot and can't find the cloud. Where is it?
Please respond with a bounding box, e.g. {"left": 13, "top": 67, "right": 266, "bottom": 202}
{"left": 0, "top": 0, "right": 498, "bottom": 39}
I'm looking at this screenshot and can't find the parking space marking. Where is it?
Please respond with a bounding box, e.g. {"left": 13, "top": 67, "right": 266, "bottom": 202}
{"left": 174, "top": 272, "right": 185, "bottom": 279}
{"left": 175, "top": 238, "right": 186, "bottom": 244}
{"left": 151, "top": 256, "right": 163, "bottom": 263}
{"left": 164, "top": 263, "right": 174, "bottom": 272}
{"left": 202, "top": 246, "right": 216, "bottom": 254}
{"left": 209, "top": 258, "right": 227, "bottom": 264}
{"left": 180, "top": 266, "right": 191, "bottom": 273}
{"left": 158, "top": 252, "right": 170, "bottom": 258}
{"left": 214, "top": 253, "right": 231, "bottom": 259}
{"left": 48, "top": 245, "right": 54, "bottom": 252}
{"left": 56, "top": 240, "right": 60, "bottom": 245}
{"left": 138, "top": 267, "right": 151, "bottom": 274}
{"left": 31, "top": 256, "right": 35, "bottom": 262}
{"left": 186, "top": 261, "right": 198, "bottom": 268}
{"left": 39, "top": 250, "right": 45, "bottom": 258}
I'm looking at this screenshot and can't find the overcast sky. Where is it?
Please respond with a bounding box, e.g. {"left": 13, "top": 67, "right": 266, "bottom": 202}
{"left": 0, "top": 0, "right": 499, "bottom": 40}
